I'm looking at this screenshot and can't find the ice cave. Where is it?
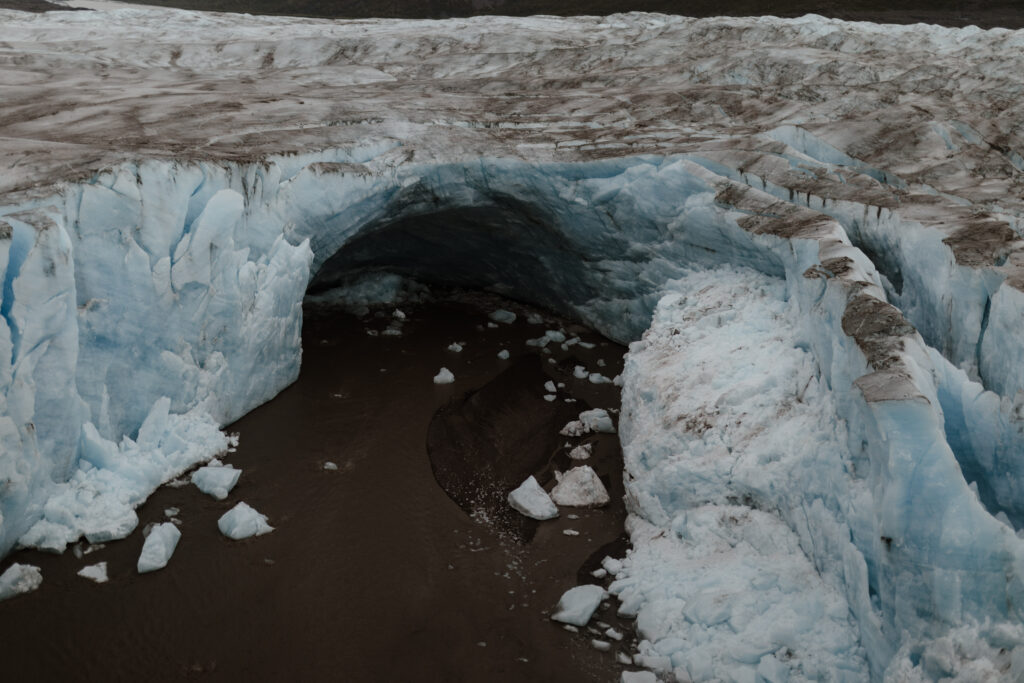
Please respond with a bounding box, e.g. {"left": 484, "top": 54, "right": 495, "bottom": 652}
{"left": 2, "top": 5, "right": 1024, "bottom": 681}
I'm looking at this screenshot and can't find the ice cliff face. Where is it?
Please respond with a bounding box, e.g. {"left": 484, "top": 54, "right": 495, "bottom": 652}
{"left": 3, "top": 7, "right": 1024, "bottom": 680}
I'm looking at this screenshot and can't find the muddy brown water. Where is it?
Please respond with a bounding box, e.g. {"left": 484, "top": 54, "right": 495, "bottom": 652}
{"left": 0, "top": 291, "right": 636, "bottom": 682}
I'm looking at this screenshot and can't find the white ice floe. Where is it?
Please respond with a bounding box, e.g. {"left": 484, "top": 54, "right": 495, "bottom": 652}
{"left": 544, "top": 381, "right": 557, "bottom": 393}
{"left": 573, "top": 365, "right": 589, "bottom": 379}
{"left": 433, "top": 368, "right": 455, "bottom": 384}
{"left": 137, "top": 522, "right": 181, "bottom": 573}
{"left": 0, "top": 563, "right": 42, "bottom": 601}
{"left": 191, "top": 465, "right": 241, "bottom": 500}
{"left": 323, "top": 461, "right": 339, "bottom": 471}
{"left": 497, "top": 350, "right": 510, "bottom": 360}
{"left": 551, "top": 584, "right": 607, "bottom": 626}
{"left": 447, "top": 342, "right": 463, "bottom": 352}
{"left": 489, "top": 310, "right": 516, "bottom": 324}
{"left": 588, "top": 373, "right": 612, "bottom": 385}
{"left": 218, "top": 502, "right": 274, "bottom": 540}
{"left": 551, "top": 466, "right": 609, "bottom": 507}
{"left": 507, "top": 476, "right": 558, "bottom": 521}
{"left": 543, "top": 394, "right": 556, "bottom": 402}
{"left": 77, "top": 562, "right": 108, "bottom": 584}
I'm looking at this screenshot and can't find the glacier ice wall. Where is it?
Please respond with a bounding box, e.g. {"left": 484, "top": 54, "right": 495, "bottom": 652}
{"left": 3, "top": 7, "right": 1024, "bottom": 680}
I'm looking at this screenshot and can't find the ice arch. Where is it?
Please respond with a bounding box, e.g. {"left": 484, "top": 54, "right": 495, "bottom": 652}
{"left": 2, "top": 148, "right": 1024, "bottom": 678}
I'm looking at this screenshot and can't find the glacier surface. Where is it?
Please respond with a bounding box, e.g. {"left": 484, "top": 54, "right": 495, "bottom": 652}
{"left": 1, "top": 6, "right": 1024, "bottom": 680}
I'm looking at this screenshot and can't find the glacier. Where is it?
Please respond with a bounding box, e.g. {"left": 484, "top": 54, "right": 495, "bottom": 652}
{"left": 2, "top": 5, "right": 1024, "bottom": 680}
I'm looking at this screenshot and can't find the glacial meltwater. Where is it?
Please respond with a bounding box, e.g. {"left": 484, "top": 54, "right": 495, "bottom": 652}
{"left": 0, "top": 288, "right": 635, "bottom": 681}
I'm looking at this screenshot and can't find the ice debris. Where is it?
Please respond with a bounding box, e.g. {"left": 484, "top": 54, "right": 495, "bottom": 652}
{"left": 218, "top": 502, "right": 273, "bottom": 540}
{"left": 560, "top": 409, "right": 615, "bottom": 437}
{"left": 0, "top": 563, "right": 42, "bottom": 601}
{"left": 433, "top": 367, "right": 455, "bottom": 384}
{"left": 621, "top": 672, "right": 657, "bottom": 683}
{"left": 551, "top": 584, "right": 607, "bottom": 626}
{"left": 568, "top": 443, "right": 593, "bottom": 460}
{"left": 489, "top": 310, "right": 516, "bottom": 324}
{"left": 507, "top": 476, "right": 558, "bottom": 520}
{"left": 77, "top": 562, "right": 108, "bottom": 584}
{"left": 551, "top": 466, "right": 609, "bottom": 507}
{"left": 137, "top": 522, "right": 181, "bottom": 573}
{"left": 447, "top": 342, "right": 463, "bottom": 352}
{"left": 191, "top": 465, "right": 241, "bottom": 500}
{"left": 497, "top": 350, "right": 510, "bottom": 360}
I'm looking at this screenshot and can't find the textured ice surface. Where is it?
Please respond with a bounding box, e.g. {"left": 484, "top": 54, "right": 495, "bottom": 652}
{"left": 77, "top": 562, "right": 108, "bottom": 584}
{"left": 0, "top": 563, "right": 42, "bottom": 601}
{"left": 550, "top": 466, "right": 610, "bottom": 507}
{"left": 507, "top": 476, "right": 558, "bottom": 521}
{"left": 217, "top": 502, "right": 273, "bottom": 540}
{"left": 551, "top": 584, "right": 607, "bottom": 626}
{"left": 191, "top": 465, "right": 241, "bottom": 501}
{"left": 1, "top": 7, "right": 1024, "bottom": 679}
{"left": 137, "top": 522, "right": 181, "bottom": 573}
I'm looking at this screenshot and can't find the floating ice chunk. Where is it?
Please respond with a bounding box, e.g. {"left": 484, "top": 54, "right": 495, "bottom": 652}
{"left": 621, "top": 672, "right": 657, "bottom": 683}
{"left": 392, "top": 309, "right": 406, "bottom": 320}
{"left": 591, "top": 639, "right": 611, "bottom": 651}
{"left": 164, "top": 507, "right": 180, "bottom": 518}
{"left": 191, "top": 465, "right": 241, "bottom": 500}
{"left": 218, "top": 502, "right": 273, "bottom": 540}
{"left": 605, "top": 627, "right": 624, "bottom": 641}
{"left": 77, "top": 562, "right": 108, "bottom": 584}
{"left": 551, "top": 466, "right": 610, "bottom": 507}
{"left": 527, "top": 314, "right": 544, "bottom": 325}
{"left": 497, "top": 350, "right": 510, "bottom": 360}
{"left": 551, "top": 584, "right": 607, "bottom": 626}
{"left": 589, "top": 373, "right": 612, "bottom": 385}
{"left": 616, "top": 653, "right": 633, "bottom": 665}
{"left": 507, "top": 476, "right": 558, "bottom": 520}
{"left": 544, "top": 381, "right": 557, "bottom": 393}
{"left": 612, "top": 375, "right": 624, "bottom": 387}
{"left": 579, "top": 409, "right": 615, "bottom": 433}
{"left": 569, "top": 443, "right": 593, "bottom": 460}
{"left": 217, "top": 501, "right": 274, "bottom": 540}
{"left": 0, "top": 563, "right": 42, "bottom": 601}
{"left": 563, "top": 529, "right": 580, "bottom": 536}
{"left": 433, "top": 367, "right": 455, "bottom": 384}
{"left": 573, "top": 365, "right": 589, "bottom": 379}
{"left": 490, "top": 310, "right": 516, "bottom": 324}
{"left": 381, "top": 326, "right": 402, "bottom": 337}
{"left": 487, "top": 322, "right": 498, "bottom": 329}
{"left": 544, "top": 394, "right": 557, "bottom": 402}
{"left": 545, "top": 330, "right": 566, "bottom": 343}
{"left": 323, "top": 461, "right": 338, "bottom": 471}
{"left": 596, "top": 359, "right": 606, "bottom": 367}
{"left": 447, "top": 342, "right": 463, "bottom": 352}
{"left": 526, "top": 336, "right": 550, "bottom": 348}
{"left": 137, "top": 522, "right": 181, "bottom": 573}
{"left": 591, "top": 568, "right": 608, "bottom": 579}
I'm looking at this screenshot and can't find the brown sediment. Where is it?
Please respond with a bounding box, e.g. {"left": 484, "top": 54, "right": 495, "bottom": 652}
{"left": 0, "top": 291, "right": 633, "bottom": 682}
{"left": 841, "top": 293, "right": 917, "bottom": 372}
{"left": 941, "top": 219, "right": 1020, "bottom": 267}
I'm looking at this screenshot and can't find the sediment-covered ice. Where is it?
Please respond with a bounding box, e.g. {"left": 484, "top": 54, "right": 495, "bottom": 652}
{"left": 217, "top": 502, "right": 273, "bottom": 540}
{"left": 1, "top": 7, "right": 1024, "bottom": 679}
{"left": 137, "top": 522, "right": 181, "bottom": 573}
{"left": 508, "top": 476, "right": 559, "bottom": 521}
